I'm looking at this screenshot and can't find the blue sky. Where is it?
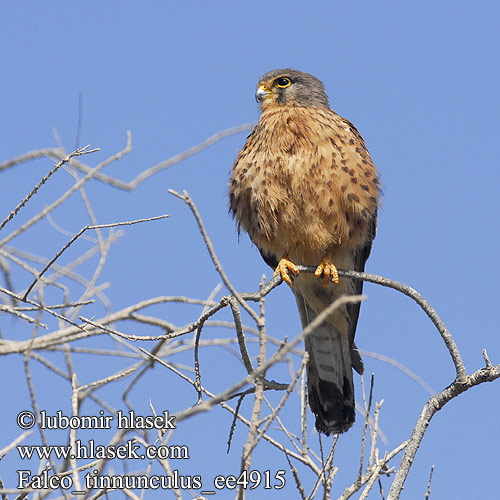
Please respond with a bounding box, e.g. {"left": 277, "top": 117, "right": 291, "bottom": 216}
{"left": 1, "top": 2, "right": 499, "bottom": 498}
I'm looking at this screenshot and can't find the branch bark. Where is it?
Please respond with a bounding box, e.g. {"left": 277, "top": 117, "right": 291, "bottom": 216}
{"left": 387, "top": 361, "right": 500, "bottom": 499}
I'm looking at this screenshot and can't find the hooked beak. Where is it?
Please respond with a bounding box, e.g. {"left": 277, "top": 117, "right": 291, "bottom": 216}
{"left": 255, "top": 85, "right": 271, "bottom": 103}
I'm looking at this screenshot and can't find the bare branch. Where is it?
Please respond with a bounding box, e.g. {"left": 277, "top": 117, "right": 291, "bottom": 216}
{"left": 424, "top": 465, "right": 434, "bottom": 499}
{"left": 296, "top": 265, "right": 467, "bottom": 383}
{"left": 2, "top": 135, "right": 498, "bottom": 500}
{"left": 388, "top": 362, "right": 500, "bottom": 499}
{"left": 0, "top": 430, "right": 33, "bottom": 457}
{"left": 230, "top": 297, "right": 255, "bottom": 374}
{"left": 0, "top": 147, "right": 63, "bottom": 172}
{"left": 0, "top": 132, "right": 132, "bottom": 249}
{"left": 169, "top": 189, "right": 261, "bottom": 324}
{"left": 338, "top": 441, "right": 408, "bottom": 500}
{"left": 173, "top": 295, "right": 365, "bottom": 424}
{"left": 360, "top": 350, "right": 435, "bottom": 395}
{"left": 44, "top": 123, "right": 255, "bottom": 190}
{"left": 0, "top": 145, "right": 99, "bottom": 232}
{"left": 357, "top": 374, "right": 375, "bottom": 485}
{"left": 22, "top": 214, "right": 169, "bottom": 300}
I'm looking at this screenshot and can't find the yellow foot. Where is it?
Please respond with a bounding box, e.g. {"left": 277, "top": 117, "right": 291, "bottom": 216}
{"left": 273, "top": 257, "right": 299, "bottom": 287}
{"left": 314, "top": 257, "right": 339, "bottom": 286}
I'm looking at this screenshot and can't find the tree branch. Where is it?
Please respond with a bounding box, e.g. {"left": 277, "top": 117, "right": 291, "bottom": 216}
{"left": 387, "top": 360, "right": 500, "bottom": 499}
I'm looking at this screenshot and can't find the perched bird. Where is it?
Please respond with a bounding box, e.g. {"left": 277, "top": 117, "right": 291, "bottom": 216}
{"left": 229, "top": 69, "right": 380, "bottom": 435}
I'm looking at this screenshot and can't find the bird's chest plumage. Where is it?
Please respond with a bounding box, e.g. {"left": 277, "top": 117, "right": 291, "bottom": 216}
{"left": 229, "top": 106, "right": 379, "bottom": 265}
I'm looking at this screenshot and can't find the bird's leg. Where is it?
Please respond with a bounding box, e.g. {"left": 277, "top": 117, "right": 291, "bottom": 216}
{"left": 314, "top": 257, "right": 339, "bottom": 286}
{"left": 273, "top": 257, "right": 299, "bottom": 287}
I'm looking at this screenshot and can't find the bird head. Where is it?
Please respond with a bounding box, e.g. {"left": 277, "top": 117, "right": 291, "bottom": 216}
{"left": 255, "top": 69, "right": 330, "bottom": 110}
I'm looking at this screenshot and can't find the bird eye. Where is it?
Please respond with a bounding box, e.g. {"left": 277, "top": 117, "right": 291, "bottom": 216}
{"left": 275, "top": 77, "right": 292, "bottom": 88}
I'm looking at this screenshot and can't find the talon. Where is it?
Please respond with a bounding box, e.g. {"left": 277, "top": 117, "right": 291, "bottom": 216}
{"left": 274, "top": 257, "right": 299, "bottom": 287}
{"left": 314, "top": 257, "right": 339, "bottom": 286}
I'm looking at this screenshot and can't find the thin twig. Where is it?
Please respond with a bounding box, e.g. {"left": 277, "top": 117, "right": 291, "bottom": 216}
{"left": 238, "top": 277, "right": 269, "bottom": 499}
{"left": 0, "top": 132, "right": 132, "bottom": 248}
{"left": 424, "top": 465, "right": 434, "bottom": 499}
{"left": 0, "top": 147, "right": 63, "bottom": 172}
{"left": 173, "top": 295, "right": 365, "bottom": 424}
{"left": 296, "top": 265, "right": 467, "bottom": 383}
{"left": 285, "top": 450, "right": 308, "bottom": 500}
{"left": 0, "top": 430, "right": 33, "bottom": 457}
{"left": 70, "top": 374, "right": 83, "bottom": 492}
{"left": 358, "top": 374, "right": 375, "bottom": 484}
{"left": 338, "top": 441, "right": 408, "bottom": 500}
{"left": 169, "top": 189, "right": 260, "bottom": 324}
{"left": 46, "top": 122, "right": 255, "bottom": 190}
{"left": 251, "top": 354, "right": 308, "bottom": 455}
{"left": 227, "top": 394, "right": 246, "bottom": 453}
{"left": 360, "top": 350, "right": 435, "bottom": 395}
{"left": 308, "top": 436, "right": 338, "bottom": 499}
{"left": 387, "top": 362, "right": 500, "bottom": 499}
{"left": 193, "top": 322, "right": 204, "bottom": 403}
{"left": 0, "top": 146, "right": 98, "bottom": 232}
{"left": 22, "top": 215, "right": 169, "bottom": 300}
{"left": 0, "top": 305, "right": 48, "bottom": 328}
{"left": 359, "top": 451, "right": 389, "bottom": 500}
{"left": 230, "top": 296, "right": 255, "bottom": 374}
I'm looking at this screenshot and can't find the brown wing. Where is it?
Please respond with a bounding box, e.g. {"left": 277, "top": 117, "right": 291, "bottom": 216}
{"left": 347, "top": 211, "right": 377, "bottom": 374}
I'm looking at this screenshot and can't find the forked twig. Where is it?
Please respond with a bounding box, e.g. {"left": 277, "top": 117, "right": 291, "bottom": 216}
{"left": 169, "top": 189, "right": 261, "bottom": 324}
{"left": 22, "top": 215, "right": 169, "bottom": 300}
{"left": 387, "top": 360, "right": 500, "bottom": 500}
{"left": 0, "top": 145, "right": 99, "bottom": 232}
{"left": 0, "top": 132, "right": 132, "bottom": 248}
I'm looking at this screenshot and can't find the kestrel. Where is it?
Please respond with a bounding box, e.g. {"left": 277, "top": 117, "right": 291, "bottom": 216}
{"left": 229, "top": 69, "right": 380, "bottom": 435}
